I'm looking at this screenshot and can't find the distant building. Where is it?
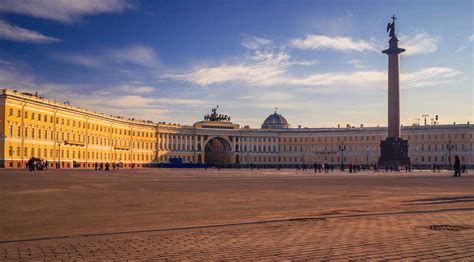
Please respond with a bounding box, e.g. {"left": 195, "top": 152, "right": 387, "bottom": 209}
{"left": 1, "top": 89, "right": 472, "bottom": 169}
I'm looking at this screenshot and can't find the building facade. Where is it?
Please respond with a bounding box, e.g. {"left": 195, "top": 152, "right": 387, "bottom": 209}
{"left": 1, "top": 89, "right": 473, "bottom": 169}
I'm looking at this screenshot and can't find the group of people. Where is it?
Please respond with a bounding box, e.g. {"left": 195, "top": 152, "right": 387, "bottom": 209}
{"left": 26, "top": 157, "right": 48, "bottom": 171}
{"left": 94, "top": 162, "right": 123, "bottom": 171}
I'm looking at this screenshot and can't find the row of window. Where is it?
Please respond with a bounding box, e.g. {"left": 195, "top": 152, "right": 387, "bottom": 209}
{"left": 8, "top": 109, "right": 153, "bottom": 137}
{"left": 8, "top": 146, "right": 154, "bottom": 161}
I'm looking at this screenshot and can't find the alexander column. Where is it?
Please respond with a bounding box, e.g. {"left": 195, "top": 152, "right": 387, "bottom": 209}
{"left": 378, "top": 15, "right": 411, "bottom": 168}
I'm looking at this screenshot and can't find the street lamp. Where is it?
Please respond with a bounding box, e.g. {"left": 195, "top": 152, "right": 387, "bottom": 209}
{"left": 57, "top": 140, "right": 64, "bottom": 169}
{"left": 446, "top": 140, "right": 454, "bottom": 170}
{"left": 339, "top": 141, "right": 346, "bottom": 171}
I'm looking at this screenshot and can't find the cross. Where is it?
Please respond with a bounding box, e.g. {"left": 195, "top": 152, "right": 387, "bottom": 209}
{"left": 391, "top": 15, "right": 396, "bottom": 23}
{"left": 275, "top": 107, "right": 278, "bottom": 113}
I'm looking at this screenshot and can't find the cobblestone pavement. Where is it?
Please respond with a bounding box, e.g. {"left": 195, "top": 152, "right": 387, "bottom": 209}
{"left": 1, "top": 169, "right": 473, "bottom": 260}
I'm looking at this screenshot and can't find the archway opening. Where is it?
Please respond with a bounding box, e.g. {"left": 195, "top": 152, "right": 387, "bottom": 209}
{"left": 204, "top": 137, "right": 233, "bottom": 165}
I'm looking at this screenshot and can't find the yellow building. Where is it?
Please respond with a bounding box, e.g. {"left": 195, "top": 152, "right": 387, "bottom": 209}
{"left": 1, "top": 89, "right": 473, "bottom": 169}
{"left": 1, "top": 89, "right": 156, "bottom": 168}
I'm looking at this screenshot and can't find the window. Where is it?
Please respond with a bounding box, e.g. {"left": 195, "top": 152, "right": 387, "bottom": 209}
{"left": 17, "top": 147, "right": 20, "bottom": 157}
{"left": 31, "top": 127, "right": 35, "bottom": 139}
{"left": 31, "top": 112, "right": 35, "bottom": 120}
{"left": 8, "top": 146, "right": 13, "bottom": 156}
{"left": 31, "top": 147, "right": 34, "bottom": 157}
{"left": 38, "top": 114, "right": 41, "bottom": 121}
{"left": 9, "top": 125, "right": 13, "bottom": 136}
{"left": 17, "top": 110, "right": 21, "bottom": 117}
{"left": 9, "top": 108, "right": 13, "bottom": 116}
{"left": 17, "top": 126, "right": 21, "bottom": 137}
{"left": 24, "top": 111, "right": 28, "bottom": 118}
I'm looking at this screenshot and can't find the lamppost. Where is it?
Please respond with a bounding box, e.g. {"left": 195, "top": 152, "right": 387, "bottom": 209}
{"left": 57, "top": 141, "right": 64, "bottom": 169}
{"left": 446, "top": 140, "right": 454, "bottom": 170}
{"left": 366, "top": 148, "right": 370, "bottom": 167}
{"left": 339, "top": 141, "right": 346, "bottom": 171}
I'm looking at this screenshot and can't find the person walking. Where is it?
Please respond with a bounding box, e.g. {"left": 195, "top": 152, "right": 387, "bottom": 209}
{"left": 453, "top": 155, "right": 461, "bottom": 177}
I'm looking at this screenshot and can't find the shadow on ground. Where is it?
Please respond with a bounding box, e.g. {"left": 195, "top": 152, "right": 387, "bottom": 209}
{"left": 402, "top": 196, "right": 474, "bottom": 205}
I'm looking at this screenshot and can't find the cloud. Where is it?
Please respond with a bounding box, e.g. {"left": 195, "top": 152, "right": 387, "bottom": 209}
{"left": 53, "top": 44, "right": 159, "bottom": 69}
{"left": 0, "top": 0, "right": 132, "bottom": 23}
{"left": 0, "top": 19, "right": 60, "bottom": 43}
{"left": 347, "top": 58, "right": 365, "bottom": 69}
{"left": 242, "top": 35, "right": 272, "bottom": 50}
{"left": 290, "top": 34, "right": 376, "bottom": 52}
{"left": 470, "top": 35, "right": 474, "bottom": 42}
{"left": 401, "top": 67, "right": 461, "bottom": 88}
{"left": 109, "top": 44, "right": 158, "bottom": 67}
{"left": 173, "top": 54, "right": 460, "bottom": 90}
{"left": 53, "top": 53, "right": 102, "bottom": 68}
{"left": 398, "top": 32, "right": 439, "bottom": 56}
{"left": 118, "top": 85, "right": 155, "bottom": 94}
{"left": 171, "top": 50, "right": 289, "bottom": 86}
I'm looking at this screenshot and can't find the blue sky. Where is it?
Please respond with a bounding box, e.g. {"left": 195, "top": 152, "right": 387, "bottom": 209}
{"left": 0, "top": 0, "right": 472, "bottom": 128}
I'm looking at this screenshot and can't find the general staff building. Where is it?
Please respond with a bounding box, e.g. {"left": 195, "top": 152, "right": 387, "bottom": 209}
{"left": 1, "top": 89, "right": 472, "bottom": 169}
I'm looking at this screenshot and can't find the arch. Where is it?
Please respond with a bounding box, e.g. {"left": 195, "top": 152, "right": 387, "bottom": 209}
{"left": 204, "top": 137, "right": 233, "bottom": 165}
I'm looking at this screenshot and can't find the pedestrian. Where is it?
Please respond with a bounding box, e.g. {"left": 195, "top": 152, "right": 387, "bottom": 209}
{"left": 94, "top": 162, "right": 98, "bottom": 171}
{"left": 105, "top": 162, "right": 110, "bottom": 171}
{"left": 27, "top": 157, "right": 35, "bottom": 172}
{"left": 453, "top": 155, "right": 461, "bottom": 177}
{"left": 44, "top": 160, "right": 48, "bottom": 170}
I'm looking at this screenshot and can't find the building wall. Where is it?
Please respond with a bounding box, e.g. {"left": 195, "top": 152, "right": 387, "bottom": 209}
{"left": 1, "top": 90, "right": 156, "bottom": 169}
{"left": 1, "top": 89, "right": 473, "bottom": 169}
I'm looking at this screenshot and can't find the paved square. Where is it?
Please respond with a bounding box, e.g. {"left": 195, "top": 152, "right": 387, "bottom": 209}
{"left": 1, "top": 169, "right": 473, "bottom": 260}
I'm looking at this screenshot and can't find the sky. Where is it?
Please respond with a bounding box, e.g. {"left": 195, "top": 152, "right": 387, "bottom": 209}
{"left": 0, "top": 0, "right": 472, "bottom": 128}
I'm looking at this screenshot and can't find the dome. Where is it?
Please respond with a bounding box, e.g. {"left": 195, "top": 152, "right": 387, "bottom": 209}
{"left": 261, "top": 111, "right": 290, "bottom": 129}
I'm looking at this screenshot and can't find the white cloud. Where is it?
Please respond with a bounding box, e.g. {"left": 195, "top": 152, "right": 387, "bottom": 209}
{"left": 0, "top": 0, "right": 132, "bottom": 23}
{"left": 0, "top": 19, "right": 60, "bottom": 43}
{"left": 171, "top": 50, "right": 289, "bottom": 86}
{"left": 119, "top": 85, "right": 155, "bottom": 94}
{"left": 398, "top": 32, "right": 439, "bottom": 56}
{"left": 54, "top": 44, "right": 159, "bottom": 69}
{"left": 470, "top": 35, "right": 474, "bottom": 42}
{"left": 109, "top": 44, "right": 158, "bottom": 67}
{"left": 172, "top": 53, "right": 460, "bottom": 91}
{"left": 54, "top": 53, "right": 102, "bottom": 68}
{"left": 401, "top": 67, "right": 461, "bottom": 88}
{"left": 242, "top": 35, "right": 272, "bottom": 50}
{"left": 347, "top": 58, "right": 365, "bottom": 69}
{"left": 290, "top": 34, "right": 376, "bottom": 52}
{"left": 156, "top": 98, "right": 211, "bottom": 106}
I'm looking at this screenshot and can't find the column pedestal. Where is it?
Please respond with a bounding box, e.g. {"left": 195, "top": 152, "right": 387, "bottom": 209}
{"left": 378, "top": 137, "right": 410, "bottom": 166}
